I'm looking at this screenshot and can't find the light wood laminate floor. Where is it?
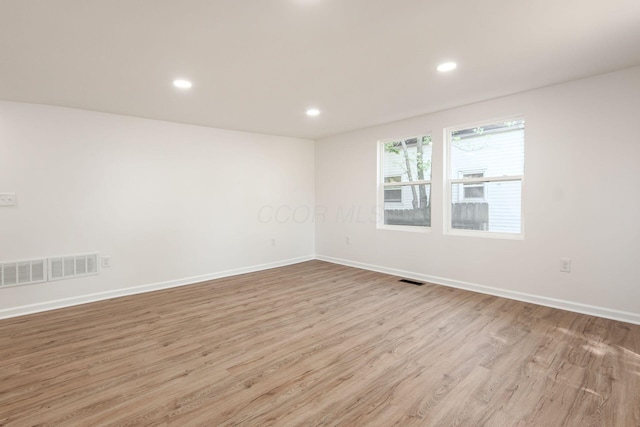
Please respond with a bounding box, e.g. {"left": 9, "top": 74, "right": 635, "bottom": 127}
{"left": 1, "top": 261, "right": 639, "bottom": 426}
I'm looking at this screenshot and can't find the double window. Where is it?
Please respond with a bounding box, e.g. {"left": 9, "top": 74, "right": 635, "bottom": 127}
{"left": 378, "top": 117, "right": 524, "bottom": 238}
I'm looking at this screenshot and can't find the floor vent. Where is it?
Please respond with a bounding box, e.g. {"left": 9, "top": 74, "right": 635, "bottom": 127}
{"left": 0, "top": 259, "right": 47, "bottom": 287}
{"left": 49, "top": 254, "right": 99, "bottom": 281}
{"left": 399, "top": 278, "right": 425, "bottom": 286}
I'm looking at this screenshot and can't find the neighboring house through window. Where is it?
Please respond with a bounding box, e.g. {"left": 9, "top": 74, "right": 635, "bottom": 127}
{"left": 384, "top": 176, "right": 402, "bottom": 202}
{"left": 460, "top": 171, "right": 486, "bottom": 201}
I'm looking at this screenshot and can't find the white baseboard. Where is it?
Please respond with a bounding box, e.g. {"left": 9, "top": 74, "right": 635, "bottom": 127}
{"left": 315, "top": 255, "right": 640, "bottom": 326}
{"left": 4, "top": 253, "right": 639, "bottom": 326}
{"left": 0, "top": 255, "right": 315, "bottom": 320}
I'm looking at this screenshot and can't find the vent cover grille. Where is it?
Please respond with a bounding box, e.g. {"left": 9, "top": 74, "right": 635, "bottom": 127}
{"left": 49, "top": 254, "right": 99, "bottom": 281}
{"left": 399, "top": 278, "right": 425, "bottom": 286}
{"left": 0, "top": 259, "right": 47, "bottom": 287}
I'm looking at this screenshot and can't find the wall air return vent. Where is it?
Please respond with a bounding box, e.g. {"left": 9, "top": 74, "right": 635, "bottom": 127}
{"left": 48, "top": 253, "right": 99, "bottom": 281}
{"left": 0, "top": 258, "right": 47, "bottom": 287}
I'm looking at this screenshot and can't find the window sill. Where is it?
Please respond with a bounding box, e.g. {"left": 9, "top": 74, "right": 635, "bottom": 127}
{"left": 446, "top": 229, "right": 523, "bottom": 240}
{"left": 377, "top": 224, "right": 431, "bottom": 234}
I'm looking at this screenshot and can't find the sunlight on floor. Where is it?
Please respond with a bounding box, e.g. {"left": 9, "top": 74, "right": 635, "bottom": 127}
{"left": 617, "top": 345, "right": 640, "bottom": 359}
{"left": 581, "top": 343, "right": 610, "bottom": 357}
{"left": 490, "top": 332, "right": 507, "bottom": 344}
{"left": 580, "top": 388, "right": 603, "bottom": 399}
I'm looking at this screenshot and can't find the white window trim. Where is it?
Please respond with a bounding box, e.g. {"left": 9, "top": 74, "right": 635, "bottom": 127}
{"left": 377, "top": 135, "right": 432, "bottom": 232}
{"left": 443, "top": 116, "right": 525, "bottom": 239}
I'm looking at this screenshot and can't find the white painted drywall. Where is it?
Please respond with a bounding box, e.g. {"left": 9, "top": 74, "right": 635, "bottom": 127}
{"left": 315, "top": 66, "right": 640, "bottom": 317}
{"left": 0, "top": 101, "right": 315, "bottom": 313}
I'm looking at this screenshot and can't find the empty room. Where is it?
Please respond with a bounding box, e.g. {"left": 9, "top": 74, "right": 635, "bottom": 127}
{"left": 1, "top": 1, "right": 640, "bottom": 426}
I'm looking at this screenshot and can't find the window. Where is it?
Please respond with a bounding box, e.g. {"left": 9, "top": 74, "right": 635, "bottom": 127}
{"left": 379, "top": 134, "right": 432, "bottom": 229}
{"left": 460, "top": 171, "right": 486, "bottom": 201}
{"left": 384, "top": 176, "right": 402, "bottom": 202}
{"left": 446, "top": 118, "right": 524, "bottom": 236}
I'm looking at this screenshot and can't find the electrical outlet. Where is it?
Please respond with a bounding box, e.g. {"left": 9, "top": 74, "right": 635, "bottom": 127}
{"left": 0, "top": 193, "right": 16, "bottom": 206}
{"left": 271, "top": 238, "right": 276, "bottom": 246}
{"left": 101, "top": 256, "right": 111, "bottom": 268}
{"left": 346, "top": 236, "right": 351, "bottom": 245}
{"left": 560, "top": 258, "right": 571, "bottom": 273}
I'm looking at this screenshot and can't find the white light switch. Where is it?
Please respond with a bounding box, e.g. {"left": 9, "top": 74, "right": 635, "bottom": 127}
{"left": 0, "top": 193, "right": 16, "bottom": 206}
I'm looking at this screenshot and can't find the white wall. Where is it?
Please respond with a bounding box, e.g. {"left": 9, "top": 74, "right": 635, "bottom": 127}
{"left": 2, "top": 67, "right": 639, "bottom": 323}
{"left": 0, "top": 101, "right": 315, "bottom": 316}
{"left": 315, "top": 66, "right": 640, "bottom": 322}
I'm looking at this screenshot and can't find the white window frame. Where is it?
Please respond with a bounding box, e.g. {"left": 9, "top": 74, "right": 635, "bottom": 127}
{"left": 444, "top": 116, "right": 524, "bottom": 239}
{"left": 377, "top": 133, "right": 432, "bottom": 233}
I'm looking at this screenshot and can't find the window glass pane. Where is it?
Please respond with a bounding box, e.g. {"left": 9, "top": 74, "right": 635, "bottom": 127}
{"left": 463, "top": 185, "right": 484, "bottom": 199}
{"left": 450, "top": 120, "right": 524, "bottom": 179}
{"left": 384, "top": 187, "right": 402, "bottom": 202}
{"left": 451, "top": 181, "right": 521, "bottom": 233}
{"left": 383, "top": 135, "right": 432, "bottom": 183}
{"left": 384, "top": 184, "right": 430, "bottom": 227}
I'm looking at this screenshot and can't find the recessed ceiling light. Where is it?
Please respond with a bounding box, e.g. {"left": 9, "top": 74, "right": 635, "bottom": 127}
{"left": 306, "top": 108, "right": 320, "bottom": 117}
{"left": 437, "top": 62, "right": 457, "bottom": 72}
{"left": 173, "top": 79, "right": 193, "bottom": 89}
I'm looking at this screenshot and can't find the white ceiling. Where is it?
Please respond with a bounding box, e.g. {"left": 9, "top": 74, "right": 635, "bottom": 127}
{"left": 1, "top": 0, "right": 639, "bottom": 139}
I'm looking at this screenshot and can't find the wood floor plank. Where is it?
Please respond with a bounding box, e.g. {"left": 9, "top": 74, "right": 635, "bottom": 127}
{"left": 1, "top": 260, "right": 639, "bottom": 426}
